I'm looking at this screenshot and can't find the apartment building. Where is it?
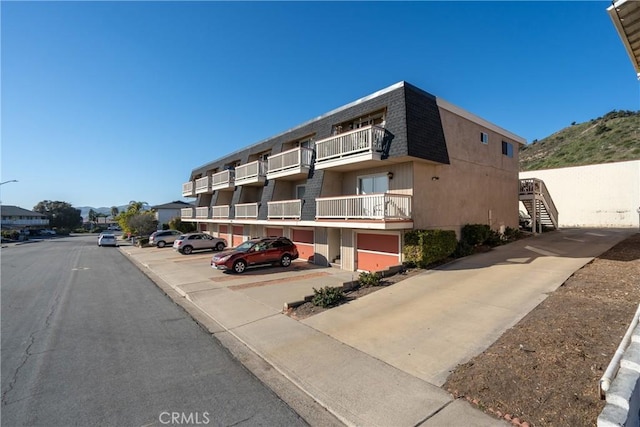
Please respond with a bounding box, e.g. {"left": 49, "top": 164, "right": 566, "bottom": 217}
{"left": 181, "top": 81, "right": 525, "bottom": 272}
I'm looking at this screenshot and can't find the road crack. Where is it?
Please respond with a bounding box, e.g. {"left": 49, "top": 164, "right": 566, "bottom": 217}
{"left": 1, "top": 292, "right": 62, "bottom": 406}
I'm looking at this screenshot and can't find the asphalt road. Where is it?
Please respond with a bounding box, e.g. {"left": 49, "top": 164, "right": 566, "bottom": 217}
{"left": 1, "top": 235, "right": 307, "bottom": 427}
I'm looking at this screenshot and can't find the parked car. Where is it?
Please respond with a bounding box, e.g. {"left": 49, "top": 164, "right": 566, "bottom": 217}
{"left": 98, "top": 233, "right": 118, "bottom": 247}
{"left": 107, "top": 225, "right": 121, "bottom": 231}
{"left": 211, "top": 236, "right": 299, "bottom": 274}
{"left": 149, "top": 230, "right": 182, "bottom": 248}
{"left": 173, "top": 233, "right": 227, "bottom": 255}
{"left": 519, "top": 210, "right": 532, "bottom": 229}
{"left": 41, "top": 229, "right": 57, "bottom": 236}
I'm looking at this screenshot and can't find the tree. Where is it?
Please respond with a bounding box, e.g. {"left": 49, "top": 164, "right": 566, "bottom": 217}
{"left": 33, "top": 200, "right": 82, "bottom": 229}
{"left": 110, "top": 206, "right": 119, "bottom": 218}
{"left": 168, "top": 217, "right": 196, "bottom": 233}
{"left": 127, "top": 212, "right": 157, "bottom": 236}
{"left": 88, "top": 209, "right": 97, "bottom": 223}
{"left": 115, "top": 201, "right": 153, "bottom": 236}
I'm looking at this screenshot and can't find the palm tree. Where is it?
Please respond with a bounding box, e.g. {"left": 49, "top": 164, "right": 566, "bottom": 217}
{"left": 111, "top": 206, "right": 119, "bottom": 217}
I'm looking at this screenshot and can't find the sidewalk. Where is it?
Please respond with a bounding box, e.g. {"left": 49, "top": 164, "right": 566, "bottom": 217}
{"left": 120, "top": 228, "right": 634, "bottom": 426}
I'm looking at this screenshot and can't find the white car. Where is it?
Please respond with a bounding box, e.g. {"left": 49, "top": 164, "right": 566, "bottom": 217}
{"left": 172, "top": 233, "right": 226, "bottom": 255}
{"left": 98, "top": 233, "right": 118, "bottom": 247}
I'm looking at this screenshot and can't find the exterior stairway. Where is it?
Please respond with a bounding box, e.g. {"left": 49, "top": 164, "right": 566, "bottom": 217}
{"left": 519, "top": 178, "right": 559, "bottom": 231}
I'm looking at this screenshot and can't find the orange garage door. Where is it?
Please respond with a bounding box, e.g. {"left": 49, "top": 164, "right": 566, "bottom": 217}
{"left": 218, "top": 225, "right": 229, "bottom": 243}
{"left": 292, "top": 229, "right": 314, "bottom": 261}
{"left": 265, "top": 227, "right": 283, "bottom": 237}
{"left": 356, "top": 233, "right": 400, "bottom": 272}
{"left": 232, "top": 226, "right": 244, "bottom": 247}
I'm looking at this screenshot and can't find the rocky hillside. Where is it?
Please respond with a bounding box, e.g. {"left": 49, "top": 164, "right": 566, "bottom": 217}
{"left": 519, "top": 110, "right": 640, "bottom": 171}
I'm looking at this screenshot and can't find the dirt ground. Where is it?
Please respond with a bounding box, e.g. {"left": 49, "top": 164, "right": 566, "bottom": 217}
{"left": 288, "top": 233, "right": 640, "bottom": 426}
{"left": 444, "top": 232, "right": 640, "bottom": 426}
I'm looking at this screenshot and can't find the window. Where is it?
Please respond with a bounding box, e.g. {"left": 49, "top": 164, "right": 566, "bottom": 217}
{"left": 358, "top": 174, "right": 389, "bottom": 194}
{"left": 502, "top": 141, "right": 514, "bottom": 158}
{"left": 296, "top": 185, "right": 306, "bottom": 199}
{"left": 333, "top": 109, "right": 386, "bottom": 134}
{"left": 480, "top": 132, "right": 488, "bottom": 144}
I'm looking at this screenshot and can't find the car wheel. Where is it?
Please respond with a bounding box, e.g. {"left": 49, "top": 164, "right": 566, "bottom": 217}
{"left": 233, "top": 259, "right": 247, "bottom": 274}
{"left": 280, "top": 254, "right": 292, "bottom": 267}
{"left": 182, "top": 245, "right": 193, "bottom": 255}
{"left": 157, "top": 241, "right": 166, "bottom": 248}
{"left": 215, "top": 242, "right": 225, "bottom": 251}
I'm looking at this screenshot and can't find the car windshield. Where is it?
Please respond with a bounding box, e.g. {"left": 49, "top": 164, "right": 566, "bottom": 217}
{"left": 235, "top": 241, "right": 258, "bottom": 252}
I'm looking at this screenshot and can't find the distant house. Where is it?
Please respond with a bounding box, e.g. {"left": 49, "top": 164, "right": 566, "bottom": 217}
{"left": 150, "top": 201, "right": 193, "bottom": 227}
{"left": 1, "top": 205, "right": 49, "bottom": 229}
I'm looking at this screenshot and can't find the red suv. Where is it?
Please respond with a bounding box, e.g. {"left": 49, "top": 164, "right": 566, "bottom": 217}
{"left": 211, "top": 237, "right": 299, "bottom": 273}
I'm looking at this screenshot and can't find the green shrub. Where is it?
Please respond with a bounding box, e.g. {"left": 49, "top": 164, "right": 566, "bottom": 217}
{"left": 461, "top": 224, "right": 491, "bottom": 247}
{"left": 73, "top": 228, "right": 88, "bottom": 233}
{"left": 453, "top": 240, "right": 474, "bottom": 258}
{"left": 403, "top": 229, "right": 457, "bottom": 268}
{"left": 503, "top": 227, "right": 520, "bottom": 241}
{"left": 485, "top": 230, "right": 504, "bottom": 247}
{"left": 312, "top": 286, "right": 345, "bottom": 308}
{"left": 136, "top": 237, "right": 150, "bottom": 247}
{"left": 358, "top": 271, "right": 382, "bottom": 288}
{"left": 1, "top": 230, "right": 20, "bottom": 240}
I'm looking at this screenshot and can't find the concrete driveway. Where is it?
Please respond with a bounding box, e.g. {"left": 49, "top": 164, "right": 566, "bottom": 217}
{"left": 302, "top": 228, "right": 636, "bottom": 386}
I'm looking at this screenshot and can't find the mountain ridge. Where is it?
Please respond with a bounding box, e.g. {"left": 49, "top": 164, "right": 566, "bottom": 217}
{"left": 520, "top": 110, "right": 640, "bottom": 171}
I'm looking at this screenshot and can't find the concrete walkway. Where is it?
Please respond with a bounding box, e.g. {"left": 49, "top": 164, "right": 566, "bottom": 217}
{"left": 120, "top": 228, "right": 634, "bottom": 426}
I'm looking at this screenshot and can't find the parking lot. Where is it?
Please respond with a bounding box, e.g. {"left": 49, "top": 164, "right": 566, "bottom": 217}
{"left": 119, "top": 243, "right": 356, "bottom": 312}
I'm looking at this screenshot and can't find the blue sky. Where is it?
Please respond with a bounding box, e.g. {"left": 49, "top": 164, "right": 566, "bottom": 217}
{"left": 1, "top": 1, "right": 638, "bottom": 210}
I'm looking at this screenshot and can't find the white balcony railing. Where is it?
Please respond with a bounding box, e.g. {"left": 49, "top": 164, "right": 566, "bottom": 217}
{"left": 267, "top": 199, "right": 302, "bottom": 219}
{"left": 1, "top": 219, "right": 49, "bottom": 226}
{"left": 195, "top": 176, "right": 211, "bottom": 194}
{"left": 316, "top": 193, "right": 412, "bottom": 220}
{"left": 181, "top": 207, "right": 195, "bottom": 219}
{"left": 211, "top": 170, "right": 235, "bottom": 191}
{"left": 211, "top": 205, "right": 230, "bottom": 219}
{"left": 315, "top": 125, "right": 385, "bottom": 164}
{"left": 182, "top": 181, "right": 195, "bottom": 197}
{"left": 235, "top": 160, "right": 267, "bottom": 186}
{"left": 195, "top": 207, "right": 210, "bottom": 219}
{"left": 267, "top": 147, "right": 314, "bottom": 175}
{"left": 235, "top": 202, "right": 259, "bottom": 219}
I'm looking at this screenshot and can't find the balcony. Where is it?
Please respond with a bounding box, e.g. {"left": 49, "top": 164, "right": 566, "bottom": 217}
{"left": 267, "top": 199, "right": 302, "bottom": 219}
{"left": 182, "top": 181, "right": 195, "bottom": 198}
{"left": 195, "top": 176, "right": 211, "bottom": 194}
{"left": 266, "top": 147, "right": 314, "bottom": 181}
{"left": 211, "top": 170, "right": 235, "bottom": 191}
{"left": 181, "top": 207, "right": 195, "bottom": 219}
{"left": 235, "top": 160, "right": 267, "bottom": 187}
{"left": 195, "top": 207, "right": 210, "bottom": 219}
{"left": 314, "top": 125, "right": 386, "bottom": 171}
{"left": 316, "top": 193, "right": 412, "bottom": 220}
{"left": 211, "top": 205, "right": 230, "bottom": 219}
{"left": 235, "top": 202, "right": 259, "bottom": 219}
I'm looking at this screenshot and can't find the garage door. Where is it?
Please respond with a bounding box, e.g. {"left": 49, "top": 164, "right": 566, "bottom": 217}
{"left": 232, "top": 225, "right": 244, "bottom": 247}
{"left": 356, "top": 233, "right": 400, "bottom": 272}
{"left": 292, "top": 228, "right": 314, "bottom": 261}
{"left": 265, "top": 227, "right": 283, "bottom": 237}
{"left": 218, "top": 225, "right": 229, "bottom": 243}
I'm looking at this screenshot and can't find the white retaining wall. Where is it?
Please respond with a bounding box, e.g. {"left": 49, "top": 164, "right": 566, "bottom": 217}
{"left": 598, "top": 323, "right": 640, "bottom": 427}
{"left": 519, "top": 160, "right": 640, "bottom": 228}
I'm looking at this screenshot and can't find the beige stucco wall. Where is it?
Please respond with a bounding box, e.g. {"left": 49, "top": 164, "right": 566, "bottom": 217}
{"left": 520, "top": 160, "right": 640, "bottom": 227}
{"left": 414, "top": 107, "right": 521, "bottom": 234}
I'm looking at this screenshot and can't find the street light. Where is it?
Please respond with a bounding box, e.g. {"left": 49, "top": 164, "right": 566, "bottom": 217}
{"left": 0, "top": 180, "right": 18, "bottom": 186}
